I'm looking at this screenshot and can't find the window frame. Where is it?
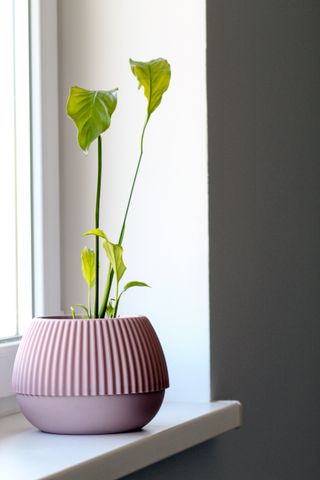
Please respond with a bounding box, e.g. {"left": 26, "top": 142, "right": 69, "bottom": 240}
{"left": 0, "top": 0, "right": 60, "bottom": 416}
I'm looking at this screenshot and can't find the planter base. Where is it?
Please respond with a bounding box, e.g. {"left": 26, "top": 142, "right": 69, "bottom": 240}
{"left": 16, "top": 391, "right": 165, "bottom": 434}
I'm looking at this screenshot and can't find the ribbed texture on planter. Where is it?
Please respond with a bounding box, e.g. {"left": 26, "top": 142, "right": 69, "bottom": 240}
{"left": 12, "top": 316, "right": 169, "bottom": 396}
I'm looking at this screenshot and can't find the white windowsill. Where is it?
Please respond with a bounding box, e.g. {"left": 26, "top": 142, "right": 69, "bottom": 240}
{"left": 0, "top": 342, "right": 20, "bottom": 406}
{"left": 0, "top": 400, "right": 241, "bottom": 480}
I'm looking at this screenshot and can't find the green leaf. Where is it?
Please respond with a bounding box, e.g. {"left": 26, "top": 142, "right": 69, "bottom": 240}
{"left": 123, "top": 281, "right": 150, "bottom": 291}
{"left": 84, "top": 228, "right": 126, "bottom": 284}
{"left": 84, "top": 228, "right": 108, "bottom": 241}
{"left": 106, "top": 301, "right": 114, "bottom": 318}
{"left": 70, "top": 306, "right": 76, "bottom": 319}
{"left": 113, "top": 281, "right": 150, "bottom": 318}
{"left": 103, "top": 241, "right": 126, "bottom": 284}
{"left": 76, "top": 304, "right": 90, "bottom": 317}
{"left": 66, "top": 86, "right": 118, "bottom": 153}
{"left": 81, "top": 247, "right": 96, "bottom": 289}
{"left": 130, "top": 58, "right": 171, "bottom": 116}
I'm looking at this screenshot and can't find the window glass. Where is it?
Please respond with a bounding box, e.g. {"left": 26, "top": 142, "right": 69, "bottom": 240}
{"left": 0, "top": 0, "right": 32, "bottom": 340}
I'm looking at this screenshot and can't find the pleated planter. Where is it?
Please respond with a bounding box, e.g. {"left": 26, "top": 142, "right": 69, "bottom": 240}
{"left": 12, "top": 316, "right": 169, "bottom": 434}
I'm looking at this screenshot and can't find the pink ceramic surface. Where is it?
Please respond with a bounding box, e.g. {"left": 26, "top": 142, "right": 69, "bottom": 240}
{"left": 12, "top": 316, "right": 169, "bottom": 434}
{"left": 16, "top": 391, "right": 165, "bottom": 434}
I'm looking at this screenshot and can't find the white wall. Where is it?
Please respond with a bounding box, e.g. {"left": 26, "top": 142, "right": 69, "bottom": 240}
{"left": 58, "top": 0, "right": 209, "bottom": 402}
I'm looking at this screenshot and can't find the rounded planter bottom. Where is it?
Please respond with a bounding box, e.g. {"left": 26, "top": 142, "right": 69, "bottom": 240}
{"left": 16, "top": 391, "right": 165, "bottom": 434}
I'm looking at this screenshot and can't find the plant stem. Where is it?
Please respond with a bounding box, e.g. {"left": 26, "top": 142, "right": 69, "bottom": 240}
{"left": 88, "top": 287, "right": 91, "bottom": 318}
{"left": 113, "top": 296, "right": 120, "bottom": 318}
{"left": 99, "top": 264, "right": 113, "bottom": 317}
{"left": 99, "top": 115, "right": 150, "bottom": 318}
{"left": 113, "top": 281, "right": 119, "bottom": 318}
{"left": 94, "top": 135, "right": 102, "bottom": 318}
{"left": 118, "top": 115, "right": 150, "bottom": 245}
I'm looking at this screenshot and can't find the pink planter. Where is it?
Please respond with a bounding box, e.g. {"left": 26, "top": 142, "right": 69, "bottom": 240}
{"left": 12, "top": 316, "right": 169, "bottom": 434}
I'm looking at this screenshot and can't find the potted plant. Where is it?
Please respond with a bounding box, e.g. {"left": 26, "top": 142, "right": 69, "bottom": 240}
{"left": 12, "top": 58, "right": 171, "bottom": 434}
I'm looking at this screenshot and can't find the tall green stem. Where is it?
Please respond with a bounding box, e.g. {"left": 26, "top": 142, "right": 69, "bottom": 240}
{"left": 99, "top": 116, "right": 150, "bottom": 317}
{"left": 100, "top": 264, "right": 112, "bottom": 317}
{"left": 94, "top": 135, "right": 102, "bottom": 318}
{"left": 88, "top": 286, "right": 92, "bottom": 318}
{"left": 118, "top": 115, "right": 150, "bottom": 245}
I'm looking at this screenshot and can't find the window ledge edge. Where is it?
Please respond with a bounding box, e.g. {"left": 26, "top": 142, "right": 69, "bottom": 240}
{"left": 0, "top": 400, "right": 241, "bottom": 480}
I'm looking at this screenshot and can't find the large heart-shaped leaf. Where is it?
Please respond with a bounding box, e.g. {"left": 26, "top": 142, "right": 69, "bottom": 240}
{"left": 66, "top": 86, "right": 118, "bottom": 153}
{"left": 130, "top": 58, "right": 171, "bottom": 116}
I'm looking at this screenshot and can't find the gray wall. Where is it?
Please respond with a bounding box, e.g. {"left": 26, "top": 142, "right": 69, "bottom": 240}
{"left": 123, "top": 1, "right": 320, "bottom": 479}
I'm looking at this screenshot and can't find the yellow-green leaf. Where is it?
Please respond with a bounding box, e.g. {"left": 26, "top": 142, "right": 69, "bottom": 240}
{"left": 76, "top": 304, "right": 90, "bottom": 317}
{"left": 81, "top": 247, "right": 96, "bottom": 289}
{"left": 84, "top": 228, "right": 108, "bottom": 241}
{"left": 106, "top": 300, "right": 114, "bottom": 318}
{"left": 84, "top": 228, "right": 126, "bottom": 284}
{"left": 123, "top": 281, "right": 150, "bottom": 291}
{"left": 66, "top": 86, "right": 117, "bottom": 153}
{"left": 130, "top": 58, "right": 171, "bottom": 116}
{"left": 103, "top": 241, "right": 126, "bottom": 284}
